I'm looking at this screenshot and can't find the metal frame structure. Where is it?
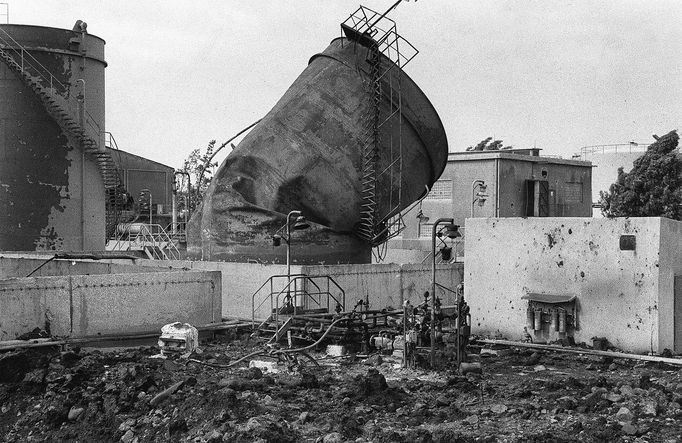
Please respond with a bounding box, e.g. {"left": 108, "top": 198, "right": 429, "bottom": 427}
{"left": 579, "top": 142, "right": 649, "bottom": 158}
{"left": 341, "top": 5, "right": 419, "bottom": 252}
{"left": 106, "top": 223, "right": 180, "bottom": 260}
{"left": 251, "top": 274, "right": 347, "bottom": 332}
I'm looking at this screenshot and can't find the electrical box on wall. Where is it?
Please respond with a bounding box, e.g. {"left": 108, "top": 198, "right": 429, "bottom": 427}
{"left": 522, "top": 293, "right": 578, "bottom": 343}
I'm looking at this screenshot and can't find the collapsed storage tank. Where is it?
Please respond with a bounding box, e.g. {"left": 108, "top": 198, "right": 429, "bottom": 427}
{"left": 188, "top": 7, "right": 448, "bottom": 264}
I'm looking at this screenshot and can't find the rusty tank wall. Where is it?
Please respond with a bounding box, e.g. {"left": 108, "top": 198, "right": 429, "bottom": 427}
{"left": 0, "top": 24, "right": 106, "bottom": 251}
{"left": 188, "top": 37, "right": 448, "bottom": 264}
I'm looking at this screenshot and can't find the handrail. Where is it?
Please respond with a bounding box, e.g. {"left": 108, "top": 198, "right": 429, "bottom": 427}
{"left": 0, "top": 28, "right": 102, "bottom": 143}
{"left": 580, "top": 143, "right": 649, "bottom": 157}
{"left": 0, "top": 27, "right": 67, "bottom": 92}
{"left": 273, "top": 276, "right": 344, "bottom": 321}
{"left": 251, "top": 274, "right": 346, "bottom": 330}
{"left": 435, "top": 282, "right": 458, "bottom": 295}
{"left": 104, "top": 132, "right": 119, "bottom": 150}
{"left": 251, "top": 273, "right": 308, "bottom": 311}
{"left": 341, "top": 5, "right": 418, "bottom": 70}
{"left": 108, "top": 223, "right": 179, "bottom": 260}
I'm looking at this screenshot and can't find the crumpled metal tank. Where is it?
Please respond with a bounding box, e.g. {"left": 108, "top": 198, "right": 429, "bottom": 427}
{"left": 188, "top": 35, "right": 448, "bottom": 264}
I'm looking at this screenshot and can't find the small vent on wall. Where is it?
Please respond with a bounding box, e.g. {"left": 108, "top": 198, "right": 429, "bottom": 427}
{"left": 620, "top": 235, "right": 636, "bottom": 251}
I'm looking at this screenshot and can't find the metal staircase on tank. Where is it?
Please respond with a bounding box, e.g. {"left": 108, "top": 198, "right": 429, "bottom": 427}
{"left": 0, "top": 28, "right": 125, "bottom": 238}
{"left": 341, "top": 6, "right": 419, "bottom": 249}
{"left": 355, "top": 46, "right": 383, "bottom": 243}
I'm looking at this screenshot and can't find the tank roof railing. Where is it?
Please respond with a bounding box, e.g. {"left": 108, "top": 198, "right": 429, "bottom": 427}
{"left": 0, "top": 26, "right": 68, "bottom": 93}
{"left": 0, "top": 26, "right": 104, "bottom": 143}
{"left": 342, "top": 5, "right": 418, "bottom": 73}
{"left": 104, "top": 132, "right": 120, "bottom": 151}
{"left": 0, "top": 3, "right": 8, "bottom": 24}
{"left": 580, "top": 143, "right": 650, "bottom": 157}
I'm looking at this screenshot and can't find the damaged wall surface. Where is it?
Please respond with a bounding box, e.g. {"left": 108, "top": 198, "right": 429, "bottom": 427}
{"left": 464, "top": 217, "right": 682, "bottom": 353}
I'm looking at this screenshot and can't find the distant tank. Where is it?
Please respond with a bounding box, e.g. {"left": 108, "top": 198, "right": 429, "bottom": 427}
{"left": 188, "top": 13, "right": 448, "bottom": 264}
{"left": 580, "top": 143, "right": 649, "bottom": 217}
{"left": 0, "top": 22, "right": 113, "bottom": 251}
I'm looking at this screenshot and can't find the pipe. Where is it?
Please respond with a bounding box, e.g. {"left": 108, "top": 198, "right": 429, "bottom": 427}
{"left": 533, "top": 309, "right": 542, "bottom": 331}
{"left": 286, "top": 210, "right": 299, "bottom": 291}
{"left": 195, "top": 119, "right": 262, "bottom": 194}
{"left": 495, "top": 158, "right": 500, "bottom": 217}
{"left": 171, "top": 177, "right": 177, "bottom": 235}
{"left": 174, "top": 171, "right": 191, "bottom": 216}
{"left": 278, "top": 315, "right": 352, "bottom": 354}
{"left": 471, "top": 179, "right": 485, "bottom": 218}
{"left": 478, "top": 338, "right": 682, "bottom": 366}
{"left": 551, "top": 310, "right": 559, "bottom": 331}
{"left": 559, "top": 310, "right": 566, "bottom": 333}
{"left": 26, "top": 255, "right": 56, "bottom": 277}
{"left": 77, "top": 78, "right": 86, "bottom": 249}
{"left": 526, "top": 308, "right": 534, "bottom": 331}
{"left": 431, "top": 218, "right": 453, "bottom": 367}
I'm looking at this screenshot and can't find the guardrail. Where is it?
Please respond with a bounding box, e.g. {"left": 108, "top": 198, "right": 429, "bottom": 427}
{"left": 107, "top": 223, "right": 180, "bottom": 260}
{"left": 251, "top": 274, "right": 346, "bottom": 330}
{"left": 580, "top": 143, "right": 649, "bottom": 158}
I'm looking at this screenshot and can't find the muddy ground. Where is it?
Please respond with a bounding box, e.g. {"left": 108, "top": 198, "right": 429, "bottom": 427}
{"left": 1, "top": 335, "right": 682, "bottom": 442}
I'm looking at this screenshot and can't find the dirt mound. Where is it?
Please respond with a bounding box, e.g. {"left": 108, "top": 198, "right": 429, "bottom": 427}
{"left": 1, "top": 341, "right": 682, "bottom": 441}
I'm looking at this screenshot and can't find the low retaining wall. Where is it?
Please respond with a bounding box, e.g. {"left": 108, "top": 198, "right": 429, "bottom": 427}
{"left": 0, "top": 270, "right": 221, "bottom": 340}
{"left": 0, "top": 253, "right": 159, "bottom": 278}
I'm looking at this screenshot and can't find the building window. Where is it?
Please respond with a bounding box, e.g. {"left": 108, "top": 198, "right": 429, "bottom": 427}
{"left": 425, "top": 180, "right": 452, "bottom": 200}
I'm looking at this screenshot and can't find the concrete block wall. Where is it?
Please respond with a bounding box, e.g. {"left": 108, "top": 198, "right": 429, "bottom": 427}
{"left": 464, "top": 217, "right": 674, "bottom": 353}
{"left": 0, "top": 270, "right": 221, "bottom": 340}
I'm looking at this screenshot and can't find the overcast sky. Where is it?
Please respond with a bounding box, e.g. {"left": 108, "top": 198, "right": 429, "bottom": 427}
{"left": 8, "top": 0, "right": 682, "bottom": 169}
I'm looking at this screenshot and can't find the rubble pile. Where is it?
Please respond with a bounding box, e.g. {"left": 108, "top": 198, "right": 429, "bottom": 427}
{"left": 1, "top": 338, "right": 682, "bottom": 442}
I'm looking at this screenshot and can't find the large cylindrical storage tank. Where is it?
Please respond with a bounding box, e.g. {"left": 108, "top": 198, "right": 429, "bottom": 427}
{"left": 188, "top": 35, "right": 448, "bottom": 264}
{"left": 0, "top": 23, "right": 107, "bottom": 251}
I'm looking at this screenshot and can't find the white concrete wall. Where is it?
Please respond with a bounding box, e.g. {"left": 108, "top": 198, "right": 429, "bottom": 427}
{"left": 302, "top": 262, "right": 463, "bottom": 310}
{"left": 657, "top": 218, "right": 682, "bottom": 352}
{"left": 139, "top": 259, "right": 463, "bottom": 321}
{"left": 137, "top": 259, "right": 301, "bottom": 321}
{"left": 465, "top": 217, "right": 667, "bottom": 353}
